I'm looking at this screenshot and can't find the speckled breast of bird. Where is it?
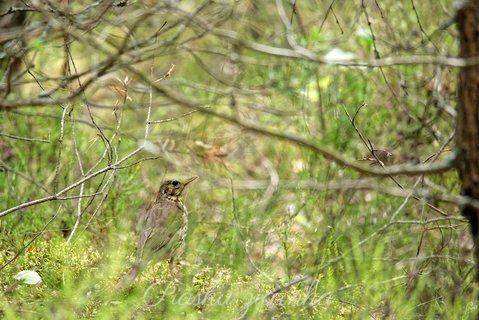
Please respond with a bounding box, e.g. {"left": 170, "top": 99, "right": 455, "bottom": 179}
{"left": 171, "top": 200, "right": 189, "bottom": 257}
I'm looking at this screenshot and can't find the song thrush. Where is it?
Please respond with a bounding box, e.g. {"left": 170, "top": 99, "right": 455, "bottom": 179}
{"left": 116, "top": 176, "right": 197, "bottom": 288}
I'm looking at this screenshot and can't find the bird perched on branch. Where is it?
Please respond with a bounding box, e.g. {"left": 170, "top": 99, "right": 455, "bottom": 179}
{"left": 357, "top": 148, "right": 393, "bottom": 166}
{"left": 116, "top": 176, "right": 198, "bottom": 289}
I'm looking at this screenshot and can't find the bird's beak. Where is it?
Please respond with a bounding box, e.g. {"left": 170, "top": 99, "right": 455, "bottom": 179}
{"left": 179, "top": 176, "right": 198, "bottom": 195}
{"left": 183, "top": 176, "right": 198, "bottom": 186}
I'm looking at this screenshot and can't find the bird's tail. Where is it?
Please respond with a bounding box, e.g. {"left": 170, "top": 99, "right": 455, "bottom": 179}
{"left": 116, "top": 261, "right": 142, "bottom": 289}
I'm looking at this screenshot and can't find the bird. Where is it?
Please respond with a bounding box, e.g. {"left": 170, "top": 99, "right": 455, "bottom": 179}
{"left": 116, "top": 176, "right": 198, "bottom": 289}
{"left": 357, "top": 149, "right": 393, "bottom": 166}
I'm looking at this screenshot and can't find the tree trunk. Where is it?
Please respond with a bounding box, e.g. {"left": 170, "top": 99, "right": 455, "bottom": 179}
{"left": 457, "top": 0, "right": 479, "bottom": 281}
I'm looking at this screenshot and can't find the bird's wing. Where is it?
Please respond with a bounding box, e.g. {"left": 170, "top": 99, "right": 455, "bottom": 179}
{"left": 134, "top": 206, "right": 150, "bottom": 261}
{"left": 137, "top": 201, "right": 183, "bottom": 261}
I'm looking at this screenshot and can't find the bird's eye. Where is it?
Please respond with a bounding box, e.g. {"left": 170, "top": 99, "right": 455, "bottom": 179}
{"left": 172, "top": 180, "right": 179, "bottom": 186}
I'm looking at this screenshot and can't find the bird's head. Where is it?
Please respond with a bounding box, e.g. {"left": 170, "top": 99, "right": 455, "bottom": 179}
{"left": 157, "top": 176, "right": 198, "bottom": 201}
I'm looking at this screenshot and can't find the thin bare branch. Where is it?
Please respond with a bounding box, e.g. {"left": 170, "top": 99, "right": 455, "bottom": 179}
{"left": 149, "top": 109, "right": 201, "bottom": 124}
{"left": 0, "top": 132, "right": 50, "bottom": 143}
{"left": 52, "top": 105, "right": 70, "bottom": 194}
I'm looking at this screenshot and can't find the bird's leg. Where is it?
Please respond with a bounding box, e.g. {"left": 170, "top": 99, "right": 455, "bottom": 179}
{"left": 169, "top": 258, "right": 180, "bottom": 284}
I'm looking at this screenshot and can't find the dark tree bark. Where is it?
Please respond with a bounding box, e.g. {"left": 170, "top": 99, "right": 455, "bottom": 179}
{"left": 0, "top": 0, "right": 27, "bottom": 97}
{"left": 457, "top": 0, "right": 479, "bottom": 281}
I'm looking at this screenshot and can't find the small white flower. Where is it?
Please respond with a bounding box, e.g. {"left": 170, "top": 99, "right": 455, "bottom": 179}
{"left": 13, "top": 270, "right": 42, "bottom": 285}
{"left": 324, "top": 48, "right": 355, "bottom": 62}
